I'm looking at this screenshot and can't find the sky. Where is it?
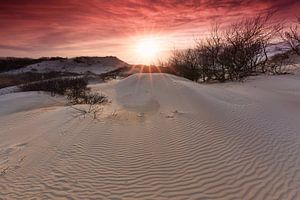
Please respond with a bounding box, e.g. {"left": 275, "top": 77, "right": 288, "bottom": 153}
{"left": 0, "top": 0, "right": 299, "bottom": 64}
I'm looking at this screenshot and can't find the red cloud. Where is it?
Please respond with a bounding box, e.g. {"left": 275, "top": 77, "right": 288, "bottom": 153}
{"left": 0, "top": 0, "right": 299, "bottom": 63}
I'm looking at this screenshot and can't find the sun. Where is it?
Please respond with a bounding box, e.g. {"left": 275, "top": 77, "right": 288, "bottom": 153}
{"left": 135, "top": 37, "right": 160, "bottom": 63}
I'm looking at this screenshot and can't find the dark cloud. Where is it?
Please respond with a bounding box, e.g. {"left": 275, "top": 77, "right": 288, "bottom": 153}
{"left": 0, "top": 0, "right": 299, "bottom": 62}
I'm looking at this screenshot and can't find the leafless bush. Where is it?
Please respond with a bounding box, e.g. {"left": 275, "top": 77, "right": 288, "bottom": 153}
{"left": 20, "top": 77, "right": 108, "bottom": 119}
{"left": 67, "top": 90, "right": 107, "bottom": 105}
{"left": 221, "top": 13, "right": 281, "bottom": 78}
{"left": 196, "top": 24, "right": 226, "bottom": 82}
{"left": 266, "top": 51, "right": 291, "bottom": 74}
{"left": 20, "top": 77, "right": 88, "bottom": 96}
{"left": 167, "top": 13, "right": 282, "bottom": 82}
{"left": 168, "top": 48, "right": 200, "bottom": 82}
{"left": 281, "top": 17, "right": 300, "bottom": 55}
{"left": 0, "top": 71, "right": 80, "bottom": 89}
{"left": 68, "top": 92, "right": 108, "bottom": 119}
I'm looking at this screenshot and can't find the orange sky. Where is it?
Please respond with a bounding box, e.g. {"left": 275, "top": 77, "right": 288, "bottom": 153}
{"left": 0, "top": 0, "right": 299, "bottom": 64}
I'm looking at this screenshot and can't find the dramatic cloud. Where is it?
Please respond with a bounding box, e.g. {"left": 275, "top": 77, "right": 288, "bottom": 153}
{"left": 0, "top": 0, "right": 299, "bottom": 63}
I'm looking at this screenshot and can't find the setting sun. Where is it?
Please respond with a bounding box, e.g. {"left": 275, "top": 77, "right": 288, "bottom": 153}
{"left": 135, "top": 37, "right": 160, "bottom": 63}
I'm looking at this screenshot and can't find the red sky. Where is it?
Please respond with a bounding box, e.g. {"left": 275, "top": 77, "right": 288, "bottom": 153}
{"left": 0, "top": 0, "right": 299, "bottom": 64}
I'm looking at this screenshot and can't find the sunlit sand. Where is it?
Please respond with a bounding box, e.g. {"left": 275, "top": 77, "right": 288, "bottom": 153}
{"left": 1, "top": 71, "right": 300, "bottom": 199}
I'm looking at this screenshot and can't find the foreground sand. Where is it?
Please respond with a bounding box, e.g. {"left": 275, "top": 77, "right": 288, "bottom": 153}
{"left": 1, "top": 73, "right": 300, "bottom": 199}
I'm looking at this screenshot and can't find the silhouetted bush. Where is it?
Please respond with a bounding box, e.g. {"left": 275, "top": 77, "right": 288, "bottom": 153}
{"left": 167, "top": 13, "right": 282, "bottom": 82}
{"left": 20, "top": 77, "right": 88, "bottom": 96}
{"left": 168, "top": 49, "right": 200, "bottom": 81}
{"left": 266, "top": 51, "right": 291, "bottom": 74}
{"left": 20, "top": 77, "right": 108, "bottom": 106}
{"left": 0, "top": 72, "right": 79, "bottom": 89}
{"left": 67, "top": 90, "right": 108, "bottom": 105}
{"left": 281, "top": 17, "right": 300, "bottom": 55}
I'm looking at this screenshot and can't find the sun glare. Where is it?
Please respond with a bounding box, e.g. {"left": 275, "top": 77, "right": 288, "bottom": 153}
{"left": 135, "top": 37, "right": 160, "bottom": 63}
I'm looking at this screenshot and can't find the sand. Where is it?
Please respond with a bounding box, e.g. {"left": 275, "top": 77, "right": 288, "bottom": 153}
{"left": 4, "top": 57, "right": 128, "bottom": 75}
{"left": 1, "top": 73, "right": 300, "bottom": 199}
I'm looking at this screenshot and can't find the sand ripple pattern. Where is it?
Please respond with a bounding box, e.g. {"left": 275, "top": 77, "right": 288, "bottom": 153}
{"left": 1, "top": 74, "right": 300, "bottom": 199}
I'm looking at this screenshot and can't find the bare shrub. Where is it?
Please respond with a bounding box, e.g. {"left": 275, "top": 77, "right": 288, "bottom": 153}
{"left": 68, "top": 92, "right": 108, "bottom": 119}
{"left": 196, "top": 24, "right": 226, "bottom": 82}
{"left": 20, "top": 77, "right": 88, "bottom": 96}
{"left": 281, "top": 17, "right": 300, "bottom": 55}
{"left": 166, "top": 13, "right": 281, "bottom": 82}
{"left": 266, "top": 51, "right": 291, "bottom": 74}
{"left": 168, "top": 49, "right": 200, "bottom": 81}
{"left": 221, "top": 13, "right": 281, "bottom": 79}
{"left": 20, "top": 77, "right": 108, "bottom": 119}
{"left": 67, "top": 90, "right": 107, "bottom": 105}
{"left": 0, "top": 72, "right": 80, "bottom": 89}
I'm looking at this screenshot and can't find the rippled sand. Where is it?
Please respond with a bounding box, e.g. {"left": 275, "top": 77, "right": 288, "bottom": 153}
{"left": 1, "top": 73, "right": 300, "bottom": 199}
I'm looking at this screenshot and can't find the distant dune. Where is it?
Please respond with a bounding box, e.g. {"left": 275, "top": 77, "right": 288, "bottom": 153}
{"left": 1, "top": 73, "right": 300, "bottom": 199}
{"left": 2, "top": 56, "right": 129, "bottom": 75}
{"left": 0, "top": 56, "right": 131, "bottom": 92}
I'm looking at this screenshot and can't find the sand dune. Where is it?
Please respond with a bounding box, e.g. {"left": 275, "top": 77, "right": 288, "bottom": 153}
{"left": 4, "top": 56, "right": 129, "bottom": 75}
{"left": 1, "top": 73, "right": 300, "bottom": 199}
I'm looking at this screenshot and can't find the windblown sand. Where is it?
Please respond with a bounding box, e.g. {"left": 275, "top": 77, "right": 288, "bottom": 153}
{"left": 1, "top": 73, "right": 300, "bottom": 199}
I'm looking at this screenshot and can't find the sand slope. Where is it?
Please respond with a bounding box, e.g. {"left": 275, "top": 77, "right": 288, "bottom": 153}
{"left": 4, "top": 56, "right": 128, "bottom": 75}
{"left": 1, "top": 73, "right": 300, "bottom": 199}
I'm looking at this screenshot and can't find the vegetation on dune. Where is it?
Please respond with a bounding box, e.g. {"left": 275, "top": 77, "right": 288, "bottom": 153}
{"left": 281, "top": 17, "right": 300, "bottom": 56}
{"left": 20, "top": 77, "right": 87, "bottom": 96}
{"left": 166, "top": 14, "right": 299, "bottom": 82}
{"left": 20, "top": 77, "right": 108, "bottom": 106}
{"left": 0, "top": 71, "right": 79, "bottom": 89}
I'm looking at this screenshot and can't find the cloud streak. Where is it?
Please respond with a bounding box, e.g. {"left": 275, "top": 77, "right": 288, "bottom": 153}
{"left": 0, "top": 0, "right": 299, "bottom": 63}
